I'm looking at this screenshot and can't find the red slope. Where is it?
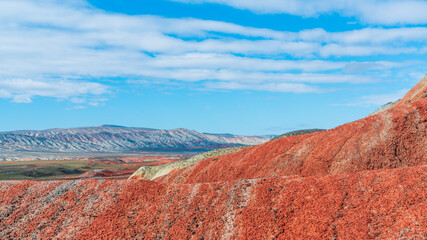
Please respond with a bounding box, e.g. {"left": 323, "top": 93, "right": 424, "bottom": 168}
{"left": 161, "top": 97, "right": 426, "bottom": 184}
{"left": 0, "top": 166, "right": 425, "bottom": 239}
{"left": 395, "top": 75, "right": 427, "bottom": 108}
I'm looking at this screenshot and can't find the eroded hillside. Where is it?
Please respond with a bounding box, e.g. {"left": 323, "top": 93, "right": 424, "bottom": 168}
{"left": 0, "top": 166, "right": 425, "bottom": 239}
{"left": 0, "top": 76, "right": 426, "bottom": 239}
{"left": 161, "top": 95, "right": 426, "bottom": 184}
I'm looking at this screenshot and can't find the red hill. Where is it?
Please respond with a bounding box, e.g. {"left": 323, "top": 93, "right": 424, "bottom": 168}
{"left": 395, "top": 75, "right": 427, "bottom": 108}
{"left": 161, "top": 89, "right": 426, "bottom": 184}
{"left": 0, "top": 76, "right": 426, "bottom": 239}
{"left": 0, "top": 166, "right": 425, "bottom": 239}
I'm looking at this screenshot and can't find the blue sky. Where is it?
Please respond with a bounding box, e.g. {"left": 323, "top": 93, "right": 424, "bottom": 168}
{"left": 0, "top": 0, "right": 426, "bottom": 135}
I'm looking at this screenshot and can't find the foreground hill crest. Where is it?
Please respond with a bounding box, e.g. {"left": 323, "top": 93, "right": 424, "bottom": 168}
{"left": 159, "top": 76, "right": 426, "bottom": 184}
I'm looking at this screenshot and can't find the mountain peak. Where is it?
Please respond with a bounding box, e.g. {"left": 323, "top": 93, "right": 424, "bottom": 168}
{"left": 395, "top": 74, "right": 427, "bottom": 108}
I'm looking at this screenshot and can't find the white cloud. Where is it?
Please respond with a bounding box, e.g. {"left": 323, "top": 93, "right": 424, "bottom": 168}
{"left": 319, "top": 44, "right": 417, "bottom": 57}
{"left": 328, "top": 28, "right": 427, "bottom": 44}
{"left": 0, "top": 79, "right": 109, "bottom": 103}
{"left": 0, "top": 90, "right": 12, "bottom": 99}
{"left": 345, "top": 89, "right": 409, "bottom": 106}
{"left": 132, "top": 69, "right": 374, "bottom": 84}
{"left": 343, "top": 61, "right": 405, "bottom": 73}
{"left": 171, "top": 0, "right": 427, "bottom": 25}
{"left": 1, "top": 1, "right": 426, "bottom": 60}
{"left": 204, "top": 81, "right": 322, "bottom": 93}
{"left": 149, "top": 53, "right": 342, "bottom": 72}
{"left": 0, "top": 0, "right": 425, "bottom": 97}
{"left": 357, "top": 1, "right": 427, "bottom": 25}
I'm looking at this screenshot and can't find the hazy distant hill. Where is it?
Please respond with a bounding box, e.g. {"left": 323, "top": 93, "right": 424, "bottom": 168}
{"left": 0, "top": 125, "right": 272, "bottom": 152}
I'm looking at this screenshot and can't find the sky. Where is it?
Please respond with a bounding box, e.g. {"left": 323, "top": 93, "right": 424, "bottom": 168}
{"left": 0, "top": 0, "right": 426, "bottom": 135}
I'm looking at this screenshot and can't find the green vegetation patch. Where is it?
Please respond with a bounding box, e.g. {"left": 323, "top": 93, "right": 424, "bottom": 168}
{"left": 0, "top": 160, "right": 143, "bottom": 180}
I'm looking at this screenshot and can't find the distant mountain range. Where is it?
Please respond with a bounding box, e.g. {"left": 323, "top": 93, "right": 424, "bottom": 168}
{"left": 0, "top": 125, "right": 272, "bottom": 152}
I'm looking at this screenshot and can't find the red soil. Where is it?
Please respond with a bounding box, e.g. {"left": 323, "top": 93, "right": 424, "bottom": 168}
{"left": 395, "top": 75, "right": 427, "bottom": 108}
{"left": 0, "top": 166, "right": 425, "bottom": 239}
{"left": 0, "top": 77, "right": 426, "bottom": 239}
{"left": 161, "top": 97, "right": 426, "bottom": 184}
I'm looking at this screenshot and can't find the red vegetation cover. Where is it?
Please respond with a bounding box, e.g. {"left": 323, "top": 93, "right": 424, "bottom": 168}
{"left": 0, "top": 77, "right": 426, "bottom": 239}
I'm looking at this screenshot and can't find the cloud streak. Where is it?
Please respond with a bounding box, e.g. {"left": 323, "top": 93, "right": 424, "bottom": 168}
{"left": 171, "top": 0, "right": 427, "bottom": 25}
{"left": 0, "top": 79, "right": 109, "bottom": 103}
{"left": 339, "top": 89, "right": 409, "bottom": 106}
{"left": 0, "top": 0, "right": 425, "bottom": 101}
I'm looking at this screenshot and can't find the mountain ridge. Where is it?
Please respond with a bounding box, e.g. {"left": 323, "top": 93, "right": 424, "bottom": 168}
{"left": 0, "top": 126, "right": 271, "bottom": 152}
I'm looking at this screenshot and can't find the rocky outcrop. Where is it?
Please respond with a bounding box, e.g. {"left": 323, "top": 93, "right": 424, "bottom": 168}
{"left": 0, "top": 126, "right": 271, "bottom": 152}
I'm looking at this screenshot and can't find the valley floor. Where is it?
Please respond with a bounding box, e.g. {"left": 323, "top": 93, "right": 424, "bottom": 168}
{"left": 0, "top": 153, "right": 191, "bottom": 180}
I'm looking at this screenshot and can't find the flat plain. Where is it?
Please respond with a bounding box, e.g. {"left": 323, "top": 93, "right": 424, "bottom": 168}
{"left": 0, "top": 153, "right": 190, "bottom": 180}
